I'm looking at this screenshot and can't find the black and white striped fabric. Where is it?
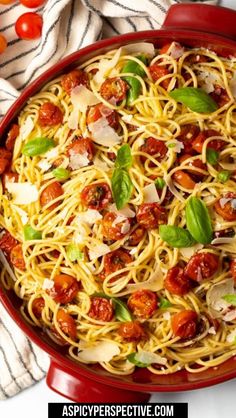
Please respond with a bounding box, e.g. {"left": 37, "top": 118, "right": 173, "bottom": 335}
{"left": 0, "top": 0, "right": 217, "bottom": 400}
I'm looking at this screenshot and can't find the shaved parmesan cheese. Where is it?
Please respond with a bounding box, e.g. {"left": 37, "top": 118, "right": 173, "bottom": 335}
{"left": 42, "top": 279, "right": 54, "bottom": 290}
{"left": 211, "top": 236, "right": 236, "bottom": 245}
{"left": 76, "top": 209, "right": 102, "bottom": 226}
{"left": 206, "top": 278, "right": 234, "bottom": 318}
{"left": 165, "top": 174, "right": 185, "bottom": 202}
{"left": 219, "top": 197, "right": 231, "bottom": 208}
{"left": 69, "top": 151, "right": 90, "bottom": 170}
{"left": 68, "top": 108, "right": 79, "bottom": 130}
{"left": 166, "top": 42, "right": 185, "bottom": 59}
{"left": 143, "top": 183, "right": 160, "bottom": 203}
{"left": 121, "top": 220, "right": 130, "bottom": 234}
{"left": 130, "top": 247, "right": 138, "bottom": 255}
{"left": 73, "top": 226, "right": 87, "bottom": 244}
{"left": 112, "top": 214, "right": 126, "bottom": 227}
{"left": 108, "top": 204, "right": 135, "bottom": 218}
{"left": 121, "top": 114, "right": 134, "bottom": 123}
{"left": 126, "top": 267, "right": 164, "bottom": 292}
{"left": 132, "top": 351, "right": 167, "bottom": 366}
{"left": 37, "top": 159, "right": 52, "bottom": 172}
{"left": 208, "top": 327, "right": 216, "bottom": 335}
{"left": 88, "top": 116, "right": 121, "bottom": 147}
{"left": 77, "top": 341, "right": 120, "bottom": 363}
{"left": 93, "top": 48, "right": 121, "bottom": 85}
{"left": 227, "top": 329, "right": 236, "bottom": 343}
{"left": 45, "top": 147, "right": 59, "bottom": 159}
{"left": 6, "top": 182, "right": 39, "bottom": 205}
{"left": 124, "top": 42, "right": 155, "bottom": 57}
{"left": 179, "top": 243, "right": 204, "bottom": 259}
{"left": 12, "top": 205, "right": 28, "bottom": 225}
{"left": 89, "top": 242, "right": 111, "bottom": 260}
{"left": 0, "top": 250, "right": 16, "bottom": 282}
{"left": 163, "top": 312, "right": 171, "bottom": 321}
{"left": 166, "top": 140, "right": 184, "bottom": 153}
{"left": 20, "top": 116, "right": 34, "bottom": 140}
{"left": 93, "top": 156, "right": 110, "bottom": 171}
{"left": 198, "top": 71, "right": 219, "bottom": 94}
{"left": 223, "top": 310, "right": 236, "bottom": 322}
{"left": 71, "top": 85, "right": 100, "bottom": 113}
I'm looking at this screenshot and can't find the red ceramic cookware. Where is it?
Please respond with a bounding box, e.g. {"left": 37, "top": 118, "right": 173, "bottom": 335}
{"left": 1, "top": 3, "right": 236, "bottom": 403}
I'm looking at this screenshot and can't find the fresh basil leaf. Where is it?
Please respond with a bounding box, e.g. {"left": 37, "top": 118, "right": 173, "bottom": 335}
{"left": 53, "top": 167, "right": 70, "bottom": 180}
{"left": 122, "top": 55, "right": 147, "bottom": 105}
{"left": 155, "top": 178, "right": 165, "bottom": 189}
{"left": 127, "top": 353, "right": 150, "bottom": 368}
{"left": 122, "top": 55, "right": 147, "bottom": 78}
{"left": 66, "top": 244, "right": 84, "bottom": 262}
{"left": 206, "top": 148, "right": 219, "bottom": 165}
{"left": 169, "top": 87, "right": 218, "bottom": 113}
{"left": 159, "top": 225, "right": 195, "bottom": 248}
{"left": 111, "top": 168, "right": 133, "bottom": 210}
{"left": 112, "top": 297, "right": 132, "bottom": 322}
{"left": 159, "top": 297, "right": 172, "bottom": 309}
{"left": 22, "top": 137, "right": 55, "bottom": 156}
{"left": 185, "top": 197, "right": 213, "bottom": 244}
{"left": 24, "top": 225, "right": 42, "bottom": 241}
{"left": 217, "top": 170, "right": 231, "bottom": 183}
{"left": 222, "top": 294, "right": 236, "bottom": 306}
{"left": 115, "top": 144, "right": 132, "bottom": 169}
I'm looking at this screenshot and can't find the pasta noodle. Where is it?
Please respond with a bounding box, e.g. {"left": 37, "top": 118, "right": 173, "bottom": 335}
{"left": 0, "top": 41, "right": 236, "bottom": 375}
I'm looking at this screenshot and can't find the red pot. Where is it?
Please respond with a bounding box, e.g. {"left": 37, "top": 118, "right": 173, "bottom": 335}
{"left": 1, "top": 3, "right": 236, "bottom": 403}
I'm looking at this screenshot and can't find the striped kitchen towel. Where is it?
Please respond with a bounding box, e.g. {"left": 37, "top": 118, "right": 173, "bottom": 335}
{"left": 0, "top": 0, "right": 217, "bottom": 400}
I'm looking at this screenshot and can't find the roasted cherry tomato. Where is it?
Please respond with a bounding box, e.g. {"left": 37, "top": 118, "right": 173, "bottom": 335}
{"left": 173, "top": 170, "right": 196, "bottom": 190}
{"left": 149, "top": 64, "right": 170, "bottom": 89}
{"left": 2, "top": 171, "right": 19, "bottom": 193}
{"left": 87, "top": 103, "right": 119, "bottom": 130}
{"left": 88, "top": 297, "right": 114, "bottom": 322}
{"left": 192, "top": 129, "right": 225, "bottom": 154}
{"left": 0, "top": 230, "right": 18, "bottom": 256}
{"left": 10, "top": 244, "right": 26, "bottom": 270}
{"left": 127, "top": 290, "right": 158, "bottom": 319}
{"left": 171, "top": 310, "right": 198, "bottom": 339}
{"left": 100, "top": 77, "right": 129, "bottom": 103}
{"left": 102, "top": 212, "right": 130, "bottom": 241}
{"left": 19, "top": 0, "right": 46, "bottom": 8}
{"left": 48, "top": 274, "right": 79, "bottom": 304}
{"left": 140, "top": 137, "right": 167, "bottom": 165}
{"left": 103, "top": 249, "right": 132, "bottom": 279}
{"left": 0, "top": 147, "right": 12, "bottom": 175}
{"left": 61, "top": 69, "right": 89, "bottom": 95}
{"left": 118, "top": 321, "right": 147, "bottom": 342}
{"left": 184, "top": 252, "right": 219, "bottom": 281}
{"left": 178, "top": 154, "right": 207, "bottom": 180}
{"left": 38, "top": 102, "right": 63, "bottom": 127}
{"left": 5, "top": 124, "right": 19, "bottom": 151}
{"left": 127, "top": 225, "right": 146, "bottom": 246}
{"left": 230, "top": 259, "right": 236, "bottom": 282}
{"left": 210, "top": 85, "right": 229, "bottom": 107}
{"left": 176, "top": 124, "right": 200, "bottom": 155}
{"left": 67, "top": 137, "right": 94, "bottom": 168}
{"left": 32, "top": 297, "right": 45, "bottom": 319}
{"left": 56, "top": 308, "right": 77, "bottom": 341}
{"left": 136, "top": 203, "right": 167, "bottom": 229}
{"left": 0, "top": 34, "right": 7, "bottom": 54}
{"left": 40, "top": 181, "right": 63, "bottom": 209}
{"left": 214, "top": 193, "right": 236, "bottom": 222}
{"left": 164, "top": 266, "right": 193, "bottom": 296}
{"left": 80, "top": 182, "right": 112, "bottom": 210}
{"left": 15, "top": 12, "right": 43, "bottom": 40}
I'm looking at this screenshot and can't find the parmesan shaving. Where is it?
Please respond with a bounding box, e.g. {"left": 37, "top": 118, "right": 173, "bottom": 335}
{"left": 20, "top": 116, "right": 34, "bottom": 140}
{"left": 88, "top": 116, "right": 121, "bottom": 147}
{"left": 37, "top": 159, "right": 52, "bottom": 172}
{"left": 211, "top": 236, "right": 236, "bottom": 245}
{"left": 69, "top": 151, "right": 90, "bottom": 170}
{"left": 42, "top": 279, "right": 54, "bottom": 290}
{"left": 12, "top": 205, "right": 29, "bottom": 225}
{"left": 179, "top": 243, "right": 204, "bottom": 259}
{"left": 166, "top": 140, "right": 184, "bottom": 153}
{"left": 167, "top": 42, "right": 185, "bottom": 59}
{"left": 93, "top": 156, "right": 110, "bottom": 171}
{"left": 0, "top": 250, "right": 17, "bottom": 282}
{"left": 71, "top": 85, "right": 100, "bottom": 113}
{"left": 206, "top": 278, "right": 234, "bottom": 318}
{"left": 143, "top": 183, "right": 160, "bottom": 203}
{"left": 132, "top": 351, "right": 167, "bottom": 366}
{"left": 120, "top": 220, "right": 130, "bottom": 234}
{"left": 124, "top": 42, "right": 155, "bottom": 57}
{"left": 208, "top": 327, "right": 216, "bottom": 335}
{"left": 108, "top": 204, "right": 135, "bottom": 218}
{"left": 75, "top": 209, "right": 102, "bottom": 225}
{"left": 77, "top": 341, "right": 120, "bottom": 363}
{"left": 223, "top": 310, "right": 236, "bottom": 322}
{"left": 93, "top": 48, "right": 122, "bottom": 85}
{"left": 89, "top": 243, "right": 111, "bottom": 260}
{"left": 6, "top": 182, "right": 39, "bottom": 205}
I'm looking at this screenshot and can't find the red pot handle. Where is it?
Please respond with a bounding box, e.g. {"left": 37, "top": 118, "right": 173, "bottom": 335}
{"left": 46, "top": 359, "right": 151, "bottom": 403}
{"left": 162, "top": 4, "right": 236, "bottom": 40}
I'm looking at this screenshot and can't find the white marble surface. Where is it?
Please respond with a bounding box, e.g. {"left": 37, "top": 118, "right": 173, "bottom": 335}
{"left": 1, "top": 0, "right": 236, "bottom": 416}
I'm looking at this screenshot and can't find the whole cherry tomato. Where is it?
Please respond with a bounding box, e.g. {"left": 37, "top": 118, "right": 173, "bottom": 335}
{"left": 40, "top": 181, "right": 63, "bottom": 209}
{"left": 32, "top": 297, "right": 45, "bottom": 319}
{"left": 38, "top": 102, "right": 63, "bottom": 126}
{"left": 127, "top": 290, "right": 158, "bottom": 319}
{"left": 80, "top": 182, "right": 112, "bottom": 210}
{"left": 88, "top": 297, "right": 114, "bottom": 322}
{"left": 100, "top": 77, "right": 129, "bottom": 103}
{"left": 118, "top": 321, "right": 147, "bottom": 342}
{"left": 48, "top": 274, "right": 79, "bottom": 304}
{"left": 171, "top": 310, "right": 198, "bottom": 339}
{"left": 15, "top": 12, "right": 43, "bottom": 40}
{"left": 61, "top": 69, "right": 89, "bottom": 95}
{"left": 19, "top": 0, "right": 46, "bottom": 8}
{"left": 102, "top": 212, "right": 131, "bottom": 241}
{"left": 10, "top": 244, "right": 26, "bottom": 270}
{"left": 0, "top": 34, "right": 7, "bottom": 54}
{"left": 214, "top": 192, "right": 236, "bottom": 222}
{"left": 164, "top": 266, "right": 193, "bottom": 296}
{"left": 103, "top": 249, "right": 132, "bottom": 279}
{"left": 184, "top": 252, "right": 219, "bottom": 281}
{"left": 136, "top": 203, "right": 167, "bottom": 229}
{"left": 56, "top": 308, "right": 77, "bottom": 341}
